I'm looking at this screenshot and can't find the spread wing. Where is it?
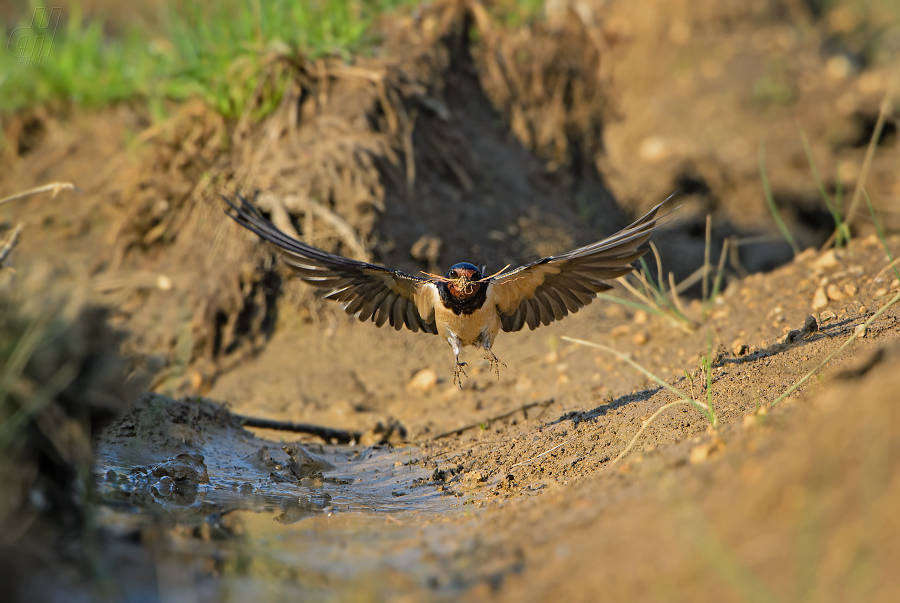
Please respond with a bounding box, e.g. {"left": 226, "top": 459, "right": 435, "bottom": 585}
{"left": 490, "top": 200, "right": 669, "bottom": 332}
{"left": 223, "top": 195, "right": 438, "bottom": 334}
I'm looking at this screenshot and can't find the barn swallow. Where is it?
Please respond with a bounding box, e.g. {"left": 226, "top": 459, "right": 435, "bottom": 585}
{"left": 223, "top": 195, "right": 670, "bottom": 385}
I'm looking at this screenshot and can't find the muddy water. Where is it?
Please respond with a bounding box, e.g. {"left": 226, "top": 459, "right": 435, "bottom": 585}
{"left": 88, "top": 394, "right": 463, "bottom": 599}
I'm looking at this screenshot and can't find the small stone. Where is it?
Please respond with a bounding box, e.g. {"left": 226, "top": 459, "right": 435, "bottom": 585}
{"left": 516, "top": 376, "right": 533, "bottom": 392}
{"left": 156, "top": 275, "right": 173, "bottom": 290}
{"left": 826, "top": 283, "right": 844, "bottom": 301}
{"left": 690, "top": 441, "right": 716, "bottom": 464}
{"left": 814, "top": 249, "right": 839, "bottom": 271}
{"left": 812, "top": 287, "right": 829, "bottom": 311}
{"left": 844, "top": 283, "right": 857, "bottom": 297}
{"left": 826, "top": 55, "right": 852, "bottom": 81}
{"left": 796, "top": 248, "right": 817, "bottom": 262}
{"left": 610, "top": 325, "right": 630, "bottom": 338}
{"left": 632, "top": 332, "right": 649, "bottom": 345}
{"left": 858, "top": 306, "right": 868, "bottom": 315}
{"left": 462, "top": 471, "right": 486, "bottom": 486}
{"left": 190, "top": 371, "right": 204, "bottom": 391}
{"left": 731, "top": 339, "right": 748, "bottom": 356}
{"left": 742, "top": 414, "right": 760, "bottom": 430}
{"left": 407, "top": 368, "right": 438, "bottom": 394}
{"left": 638, "top": 136, "right": 670, "bottom": 163}
{"left": 854, "top": 324, "right": 867, "bottom": 338}
{"left": 633, "top": 310, "right": 649, "bottom": 325}
{"left": 892, "top": 279, "right": 900, "bottom": 290}
{"left": 875, "top": 288, "right": 888, "bottom": 298}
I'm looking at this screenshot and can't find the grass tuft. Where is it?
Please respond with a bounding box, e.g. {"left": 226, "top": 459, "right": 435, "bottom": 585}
{"left": 1, "top": 0, "right": 413, "bottom": 118}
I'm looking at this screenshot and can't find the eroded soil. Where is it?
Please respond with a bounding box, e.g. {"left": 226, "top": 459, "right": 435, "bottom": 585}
{"left": 2, "top": 0, "right": 899, "bottom": 601}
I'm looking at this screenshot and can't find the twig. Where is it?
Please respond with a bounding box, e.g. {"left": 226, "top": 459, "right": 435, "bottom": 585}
{"left": 431, "top": 398, "right": 554, "bottom": 440}
{"left": 509, "top": 438, "right": 572, "bottom": 469}
{"left": 0, "top": 182, "right": 78, "bottom": 207}
{"left": 237, "top": 415, "right": 362, "bottom": 444}
{"left": 0, "top": 224, "right": 23, "bottom": 267}
{"left": 604, "top": 400, "right": 695, "bottom": 472}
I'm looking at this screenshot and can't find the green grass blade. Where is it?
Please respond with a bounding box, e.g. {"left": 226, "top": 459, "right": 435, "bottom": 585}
{"left": 759, "top": 140, "right": 800, "bottom": 255}
{"left": 798, "top": 124, "right": 849, "bottom": 246}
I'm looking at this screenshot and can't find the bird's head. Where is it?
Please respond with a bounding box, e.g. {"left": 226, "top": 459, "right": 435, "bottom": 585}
{"left": 445, "top": 262, "right": 483, "bottom": 298}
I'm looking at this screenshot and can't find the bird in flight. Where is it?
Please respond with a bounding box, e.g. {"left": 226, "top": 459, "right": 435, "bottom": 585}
{"left": 223, "top": 195, "right": 671, "bottom": 385}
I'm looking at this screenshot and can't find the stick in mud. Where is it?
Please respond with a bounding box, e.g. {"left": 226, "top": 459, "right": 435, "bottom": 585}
{"left": 237, "top": 415, "right": 362, "bottom": 444}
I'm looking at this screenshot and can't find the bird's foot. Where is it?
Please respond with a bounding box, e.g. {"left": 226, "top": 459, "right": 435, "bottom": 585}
{"left": 453, "top": 361, "right": 469, "bottom": 387}
{"left": 484, "top": 350, "right": 507, "bottom": 379}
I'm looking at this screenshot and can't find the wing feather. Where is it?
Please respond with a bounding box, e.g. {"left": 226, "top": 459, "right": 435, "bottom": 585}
{"left": 224, "top": 195, "right": 437, "bottom": 334}
{"left": 490, "top": 199, "right": 671, "bottom": 332}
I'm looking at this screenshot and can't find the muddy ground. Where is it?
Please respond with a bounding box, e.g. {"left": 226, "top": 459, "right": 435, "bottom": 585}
{"left": 2, "top": 0, "right": 899, "bottom": 601}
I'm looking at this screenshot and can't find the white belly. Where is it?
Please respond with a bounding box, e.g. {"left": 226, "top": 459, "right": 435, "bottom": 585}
{"left": 431, "top": 286, "right": 501, "bottom": 348}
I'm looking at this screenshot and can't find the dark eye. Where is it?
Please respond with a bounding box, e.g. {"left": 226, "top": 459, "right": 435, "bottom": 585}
{"left": 449, "top": 270, "right": 458, "bottom": 278}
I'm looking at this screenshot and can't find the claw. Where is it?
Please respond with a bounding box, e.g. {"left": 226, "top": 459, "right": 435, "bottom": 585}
{"left": 484, "top": 350, "right": 507, "bottom": 379}
{"left": 453, "top": 360, "right": 468, "bottom": 387}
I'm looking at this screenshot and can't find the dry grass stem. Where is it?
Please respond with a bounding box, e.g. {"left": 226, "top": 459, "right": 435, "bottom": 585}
{"left": 509, "top": 439, "right": 573, "bottom": 469}
{"left": 0, "top": 182, "right": 78, "bottom": 208}
{"left": 604, "top": 400, "right": 696, "bottom": 472}
{"left": 771, "top": 287, "right": 900, "bottom": 407}
{"left": 0, "top": 224, "right": 23, "bottom": 267}
{"left": 842, "top": 70, "right": 898, "bottom": 229}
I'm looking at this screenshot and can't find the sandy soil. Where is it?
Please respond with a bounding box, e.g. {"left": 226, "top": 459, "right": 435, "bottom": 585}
{"left": 1, "top": 0, "right": 899, "bottom": 601}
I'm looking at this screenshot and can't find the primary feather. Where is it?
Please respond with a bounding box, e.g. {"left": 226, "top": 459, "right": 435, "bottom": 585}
{"left": 223, "top": 195, "right": 438, "bottom": 333}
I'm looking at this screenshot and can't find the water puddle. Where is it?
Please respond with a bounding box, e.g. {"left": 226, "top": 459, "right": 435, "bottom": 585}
{"left": 94, "top": 394, "right": 457, "bottom": 523}
{"left": 84, "top": 394, "right": 466, "bottom": 599}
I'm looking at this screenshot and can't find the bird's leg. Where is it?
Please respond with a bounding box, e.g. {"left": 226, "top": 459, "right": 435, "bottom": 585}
{"left": 448, "top": 334, "right": 467, "bottom": 387}
{"left": 453, "top": 354, "right": 468, "bottom": 387}
{"left": 483, "top": 344, "right": 507, "bottom": 379}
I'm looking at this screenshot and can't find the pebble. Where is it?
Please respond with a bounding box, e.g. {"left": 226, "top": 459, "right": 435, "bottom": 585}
{"left": 632, "top": 332, "right": 649, "bottom": 345}
{"left": 611, "top": 325, "right": 630, "bottom": 338}
{"left": 814, "top": 249, "right": 839, "bottom": 271}
{"left": 638, "top": 136, "right": 670, "bottom": 163}
{"left": 812, "top": 287, "right": 829, "bottom": 311}
{"left": 844, "top": 283, "right": 857, "bottom": 297}
{"left": 826, "top": 283, "right": 844, "bottom": 301}
{"left": 462, "top": 471, "right": 487, "bottom": 486}
{"left": 731, "top": 339, "right": 748, "bottom": 356}
{"left": 689, "top": 439, "right": 722, "bottom": 464}
{"left": 406, "top": 368, "right": 438, "bottom": 394}
{"left": 854, "top": 324, "right": 867, "bottom": 338}
{"left": 742, "top": 414, "right": 760, "bottom": 430}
